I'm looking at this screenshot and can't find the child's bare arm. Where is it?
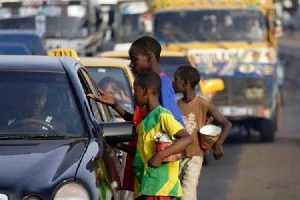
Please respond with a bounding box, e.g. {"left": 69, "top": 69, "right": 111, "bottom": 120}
{"left": 87, "top": 89, "right": 133, "bottom": 120}
{"left": 148, "top": 129, "right": 192, "bottom": 168}
{"left": 207, "top": 104, "right": 232, "bottom": 160}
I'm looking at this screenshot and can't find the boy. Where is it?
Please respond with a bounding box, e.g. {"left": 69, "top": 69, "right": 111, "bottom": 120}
{"left": 87, "top": 36, "right": 184, "bottom": 198}
{"left": 172, "top": 66, "right": 232, "bottom": 200}
{"left": 128, "top": 71, "right": 192, "bottom": 199}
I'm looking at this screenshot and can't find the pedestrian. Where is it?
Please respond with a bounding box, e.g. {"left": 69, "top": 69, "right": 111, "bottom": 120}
{"left": 172, "top": 66, "right": 232, "bottom": 200}
{"left": 120, "top": 71, "right": 192, "bottom": 199}
{"left": 87, "top": 36, "right": 185, "bottom": 199}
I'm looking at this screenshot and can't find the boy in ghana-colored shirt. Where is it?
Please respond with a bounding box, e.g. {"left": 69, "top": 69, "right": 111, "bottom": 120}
{"left": 128, "top": 71, "right": 192, "bottom": 200}
{"left": 87, "top": 36, "right": 184, "bottom": 199}
{"left": 172, "top": 66, "right": 232, "bottom": 200}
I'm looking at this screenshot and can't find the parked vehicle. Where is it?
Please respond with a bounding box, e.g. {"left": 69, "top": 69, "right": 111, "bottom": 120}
{"left": 149, "top": 0, "right": 283, "bottom": 142}
{"left": 98, "top": 50, "right": 224, "bottom": 99}
{"left": 112, "top": 0, "right": 151, "bottom": 51}
{"left": 81, "top": 57, "right": 135, "bottom": 120}
{"left": 0, "top": 55, "right": 134, "bottom": 199}
{"left": 0, "top": 30, "right": 46, "bottom": 55}
{"left": 0, "top": 0, "right": 105, "bottom": 56}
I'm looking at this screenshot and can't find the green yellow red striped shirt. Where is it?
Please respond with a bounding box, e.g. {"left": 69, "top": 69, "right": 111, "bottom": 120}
{"left": 133, "top": 106, "right": 184, "bottom": 198}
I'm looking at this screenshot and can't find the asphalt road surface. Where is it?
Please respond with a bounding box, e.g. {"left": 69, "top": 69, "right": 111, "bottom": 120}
{"left": 196, "top": 35, "right": 300, "bottom": 200}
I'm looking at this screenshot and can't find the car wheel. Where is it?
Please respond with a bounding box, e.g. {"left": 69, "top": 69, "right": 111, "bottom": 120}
{"left": 259, "top": 118, "right": 275, "bottom": 142}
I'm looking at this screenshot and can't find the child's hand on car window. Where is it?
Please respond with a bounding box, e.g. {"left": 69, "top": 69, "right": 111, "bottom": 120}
{"left": 87, "top": 89, "right": 115, "bottom": 106}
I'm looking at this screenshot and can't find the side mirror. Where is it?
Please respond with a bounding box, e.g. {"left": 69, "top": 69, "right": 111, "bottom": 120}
{"left": 101, "top": 121, "right": 135, "bottom": 144}
{"left": 200, "top": 78, "right": 224, "bottom": 94}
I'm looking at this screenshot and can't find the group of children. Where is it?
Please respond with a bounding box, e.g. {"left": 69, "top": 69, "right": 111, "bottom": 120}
{"left": 88, "top": 36, "right": 232, "bottom": 200}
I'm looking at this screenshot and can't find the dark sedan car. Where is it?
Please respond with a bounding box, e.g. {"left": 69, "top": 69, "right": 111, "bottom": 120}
{"left": 0, "top": 31, "right": 46, "bottom": 55}
{"left": 0, "top": 55, "right": 134, "bottom": 200}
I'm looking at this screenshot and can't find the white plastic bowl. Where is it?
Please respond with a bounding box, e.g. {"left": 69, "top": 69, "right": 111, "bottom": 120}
{"left": 199, "top": 124, "right": 221, "bottom": 136}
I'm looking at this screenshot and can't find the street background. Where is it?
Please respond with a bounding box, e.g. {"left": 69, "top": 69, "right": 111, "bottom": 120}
{"left": 197, "top": 31, "right": 300, "bottom": 200}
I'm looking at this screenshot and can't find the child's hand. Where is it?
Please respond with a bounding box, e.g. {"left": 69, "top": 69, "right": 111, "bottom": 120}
{"left": 212, "top": 142, "right": 224, "bottom": 160}
{"left": 87, "top": 89, "right": 116, "bottom": 107}
{"left": 148, "top": 153, "right": 162, "bottom": 168}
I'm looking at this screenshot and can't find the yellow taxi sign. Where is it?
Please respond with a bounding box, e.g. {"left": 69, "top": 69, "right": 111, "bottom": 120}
{"left": 48, "top": 48, "right": 79, "bottom": 59}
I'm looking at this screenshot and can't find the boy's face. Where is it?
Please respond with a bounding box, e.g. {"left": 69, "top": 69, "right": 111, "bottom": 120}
{"left": 129, "top": 46, "right": 151, "bottom": 76}
{"left": 172, "top": 71, "right": 185, "bottom": 93}
{"left": 133, "top": 82, "right": 147, "bottom": 107}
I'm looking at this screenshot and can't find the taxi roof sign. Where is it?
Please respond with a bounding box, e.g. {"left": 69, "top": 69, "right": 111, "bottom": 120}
{"left": 48, "top": 48, "right": 79, "bottom": 59}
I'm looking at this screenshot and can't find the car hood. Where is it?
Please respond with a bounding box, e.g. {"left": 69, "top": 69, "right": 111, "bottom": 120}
{"left": 0, "top": 138, "right": 88, "bottom": 189}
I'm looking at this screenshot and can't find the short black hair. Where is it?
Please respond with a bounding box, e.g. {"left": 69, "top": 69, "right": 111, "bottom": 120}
{"left": 135, "top": 71, "right": 161, "bottom": 93}
{"left": 131, "top": 36, "right": 161, "bottom": 61}
{"left": 176, "top": 65, "right": 201, "bottom": 88}
{"left": 98, "top": 77, "right": 116, "bottom": 89}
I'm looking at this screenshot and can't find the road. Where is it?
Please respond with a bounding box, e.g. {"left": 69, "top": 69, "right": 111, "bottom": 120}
{"left": 196, "top": 34, "right": 300, "bottom": 200}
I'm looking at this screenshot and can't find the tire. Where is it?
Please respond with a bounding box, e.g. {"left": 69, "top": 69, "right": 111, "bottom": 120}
{"left": 259, "top": 118, "right": 275, "bottom": 142}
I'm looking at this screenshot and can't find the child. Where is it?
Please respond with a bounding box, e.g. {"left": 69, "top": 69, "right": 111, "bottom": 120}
{"left": 87, "top": 36, "right": 184, "bottom": 198}
{"left": 127, "top": 71, "right": 192, "bottom": 199}
{"left": 172, "top": 66, "right": 232, "bottom": 200}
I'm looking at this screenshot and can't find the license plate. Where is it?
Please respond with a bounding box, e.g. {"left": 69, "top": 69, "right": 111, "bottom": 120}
{"left": 218, "top": 107, "right": 254, "bottom": 116}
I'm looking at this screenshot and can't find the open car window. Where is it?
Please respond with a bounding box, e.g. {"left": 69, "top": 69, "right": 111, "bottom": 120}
{"left": 86, "top": 67, "right": 134, "bottom": 117}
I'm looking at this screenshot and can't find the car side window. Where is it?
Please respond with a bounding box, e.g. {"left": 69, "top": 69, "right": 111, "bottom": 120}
{"left": 78, "top": 67, "right": 113, "bottom": 122}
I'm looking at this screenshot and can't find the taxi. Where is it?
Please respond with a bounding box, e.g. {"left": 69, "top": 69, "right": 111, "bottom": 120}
{"left": 80, "top": 57, "right": 135, "bottom": 121}
{"left": 98, "top": 50, "right": 224, "bottom": 98}
{"left": 49, "top": 48, "right": 135, "bottom": 121}
{"left": 0, "top": 54, "right": 134, "bottom": 200}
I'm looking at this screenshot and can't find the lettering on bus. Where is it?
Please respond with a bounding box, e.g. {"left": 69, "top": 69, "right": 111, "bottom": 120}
{"left": 191, "top": 50, "right": 239, "bottom": 64}
{"left": 149, "top": 0, "right": 263, "bottom": 11}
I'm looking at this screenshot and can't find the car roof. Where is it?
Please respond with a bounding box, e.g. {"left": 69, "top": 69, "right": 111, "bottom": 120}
{"left": 0, "top": 55, "right": 75, "bottom": 72}
{"left": 0, "top": 30, "right": 42, "bottom": 37}
{"left": 0, "top": 42, "right": 32, "bottom": 55}
{"left": 0, "top": 30, "right": 46, "bottom": 55}
{"left": 98, "top": 50, "right": 187, "bottom": 58}
{"left": 79, "top": 57, "right": 131, "bottom": 68}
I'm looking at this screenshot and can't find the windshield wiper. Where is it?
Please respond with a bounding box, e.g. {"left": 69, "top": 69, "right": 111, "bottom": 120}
{"left": 0, "top": 135, "right": 79, "bottom": 140}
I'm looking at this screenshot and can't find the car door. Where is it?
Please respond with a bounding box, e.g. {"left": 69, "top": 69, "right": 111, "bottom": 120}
{"left": 77, "top": 67, "right": 123, "bottom": 198}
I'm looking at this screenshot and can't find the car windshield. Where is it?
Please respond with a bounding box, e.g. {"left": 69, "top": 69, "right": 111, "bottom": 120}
{"left": 117, "top": 13, "right": 141, "bottom": 43}
{"left": 21, "top": 4, "right": 88, "bottom": 38}
{"left": 0, "top": 8, "right": 12, "bottom": 18}
{"left": 154, "top": 9, "right": 266, "bottom": 44}
{"left": 0, "top": 72, "right": 85, "bottom": 137}
{"left": 160, "top": 56, "right": 201, "bottom": 98}
{"left": 160, "top": 56, "right": 190, "bottom": 81}
{"left": 115, "top": 1, "right": 151, "bottom": 43}
{"left": 86, "top": 67, "right": 134, "bottom": 116}
{"left": 0, "top": 3, "right": 89, "bottom": 39}
{"left": 0, "top": 43, "right": 32, "bottom": 55}
{"left": 44, "top": 15, "right": 86, "bottom": 38}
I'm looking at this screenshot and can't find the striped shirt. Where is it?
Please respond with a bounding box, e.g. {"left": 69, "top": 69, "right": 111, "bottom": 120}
{"left": 133, "top": 106, "right": 184, "bottom": 198}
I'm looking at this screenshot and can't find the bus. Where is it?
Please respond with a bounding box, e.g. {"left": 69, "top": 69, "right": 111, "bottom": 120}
{"left": 148, "top": 0, "right": 283, "bottom": 142}
{"left": 0, "top": 0, "right": 105, "bottom": 56}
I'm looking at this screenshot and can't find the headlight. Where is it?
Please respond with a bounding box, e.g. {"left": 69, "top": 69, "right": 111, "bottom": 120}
{"left": 238, "top": 64, "right": 256, "bottom": 73}
{"left": 245, "top": 87, "right": 264, "bottom": 99}
{"left": 23, "top": 195, "right": 42, "bottom": 200}
{"left": 54, "top": 181, "right": 90, "bottom": 200}
{"left": 263, "top": 66, "right": 274, "bottom": 75}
